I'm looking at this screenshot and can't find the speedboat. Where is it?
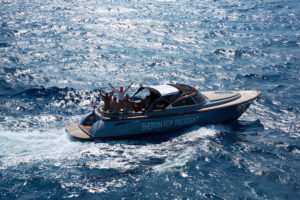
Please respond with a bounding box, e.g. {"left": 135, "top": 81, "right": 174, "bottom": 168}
{"left": 66, "top": 83, "right": 260, "bottom": 139}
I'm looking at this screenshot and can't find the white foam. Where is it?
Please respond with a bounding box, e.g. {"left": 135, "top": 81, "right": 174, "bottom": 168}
{"left": 152, "top": 125, "right": 218, "bottom": 172}
{"left": 0, "top": 127, "right": 87, "bottom": 169}
{"left": 0, "top": 123, "right": 221, "bottom": 175}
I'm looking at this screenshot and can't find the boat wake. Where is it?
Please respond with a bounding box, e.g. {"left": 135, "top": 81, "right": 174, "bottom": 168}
{"left": 0, "top": 124, "right": 223, "bottom": 173}
{"left": 151, "top": 125, "right": 219, "bottom": 172}
{"left": 0, "top": 122, "right": 234, "bottom": 196}
{"left": 0, "top": 123, "right": 225, "bottom": 171}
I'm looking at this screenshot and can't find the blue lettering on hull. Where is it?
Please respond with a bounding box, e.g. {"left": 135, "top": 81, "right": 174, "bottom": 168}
{"left": 141, "top": 116, "right": 199, "bottom": 132}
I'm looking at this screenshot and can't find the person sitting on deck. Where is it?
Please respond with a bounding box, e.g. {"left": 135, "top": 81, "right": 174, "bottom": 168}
{"left": 108, "top": 82, "right": 133, "bottom": 107}
{"left": 123, "top": 94, "right": 134, "bottom": 113}
{"left": 98, "top": 90, "right": 114, "bottom": 112}
{"left": 110, "top": 96, "right": 121, "bottom": 114}
{"left": 143, "top": 95, "right": 150, "bottom": 109}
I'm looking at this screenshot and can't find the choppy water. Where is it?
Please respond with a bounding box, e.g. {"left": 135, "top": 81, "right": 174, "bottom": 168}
{"left": 0, "top": 0, "right": 299, "bottom": 199}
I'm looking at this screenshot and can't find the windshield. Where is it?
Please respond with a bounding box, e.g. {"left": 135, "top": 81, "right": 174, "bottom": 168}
{"left": 192, "top": 93, "right": 206, "bottom": 104}
{"left": 172, "top": 96, "right": 196, "bottom": 107}
{"left": 136, "top": 89, "right": 150, "bottom": 99}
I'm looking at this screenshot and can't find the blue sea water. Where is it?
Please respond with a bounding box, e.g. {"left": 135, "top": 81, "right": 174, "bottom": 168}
{"left": 0, "top": 0, "right": 299, "bottom": 199}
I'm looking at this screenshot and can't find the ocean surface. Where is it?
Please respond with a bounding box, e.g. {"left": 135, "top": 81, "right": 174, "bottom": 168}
{"left": 0, "top": 0, "right": 299, "bottom": 199}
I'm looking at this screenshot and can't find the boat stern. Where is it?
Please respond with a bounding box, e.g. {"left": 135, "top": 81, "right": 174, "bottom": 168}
{"left": 65, "top": 124, "right": 93, "bottom": 140}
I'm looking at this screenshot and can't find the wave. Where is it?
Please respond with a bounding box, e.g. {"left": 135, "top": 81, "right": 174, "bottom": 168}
{"left": 0, "top": 79, "right": 15, "bottom": 96}
{"left": 0, "top": 85, "right": 99, "bottom": 126}
{"left": 0, "top": 67, "right": 50, "bottom": 91}
{"left": 7, "top": 86, "right": 98, "bottom": 106}
{"left": 235, "top": 73, "right": 283, "bottom": 82}
{"left": 0, "top": 42, "right": 11, "bottom": 48}
{"left": 12, "top": 86, "right": 77, "bottom": 99}
{"left": 0, "top": 67, "right": 29, "bottom": 75}
{"left": 213, "top": 48, "right": 265, "bottom": 57}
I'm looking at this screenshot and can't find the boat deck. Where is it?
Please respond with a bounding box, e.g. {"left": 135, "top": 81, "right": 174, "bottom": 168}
{"left": 93, "top": 90, "right": 260, "bottom": 120}
{"left": 202, "top": 91, "right": 239, "bottom": 101}
{"left": 200, "top": 90, "right": 260, "bottom": 111}
{"left": 65, "top": 124, "right": 92, "bottom": 139}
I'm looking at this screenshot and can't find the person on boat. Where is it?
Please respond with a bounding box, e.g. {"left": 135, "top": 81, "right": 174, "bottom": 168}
{"left": 137, "top": 95, "right": 150, "bottom": 113}
{"left": 123, "top": 94, "right": 134, "bottom": 113}
{"left": 110, "top": 96, "right": 121, "bottom": 114}
{"left": 108, "top": 82, "right": 133, "bottom": 106}
{"left": 98, "top": 90, "right": 114, "bottom": 112}
{"left": 143, "top": 95, "right": 150, "bottom": 108}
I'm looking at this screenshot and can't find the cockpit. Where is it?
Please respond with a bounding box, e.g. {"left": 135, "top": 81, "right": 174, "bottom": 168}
{"left": 132, "top": 83, "right": 207, "bottom": 112}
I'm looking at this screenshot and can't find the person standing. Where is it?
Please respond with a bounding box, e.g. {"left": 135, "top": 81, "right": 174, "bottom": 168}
{"left": 108, "top": 82, "right": 133, "bottom": 106}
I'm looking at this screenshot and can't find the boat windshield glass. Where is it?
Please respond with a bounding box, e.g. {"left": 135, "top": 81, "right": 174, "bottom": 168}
{"left": 163, "top": 95, "right": 177, "bottom": 102}
{"left": 136, "top": 89, "right": 150, "bottom": 99}
{"left": 192, "top": 93, "right": 206, "bottom": 104}
{"left": 172, "top": 96, "right": 196, "bottom": 107}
